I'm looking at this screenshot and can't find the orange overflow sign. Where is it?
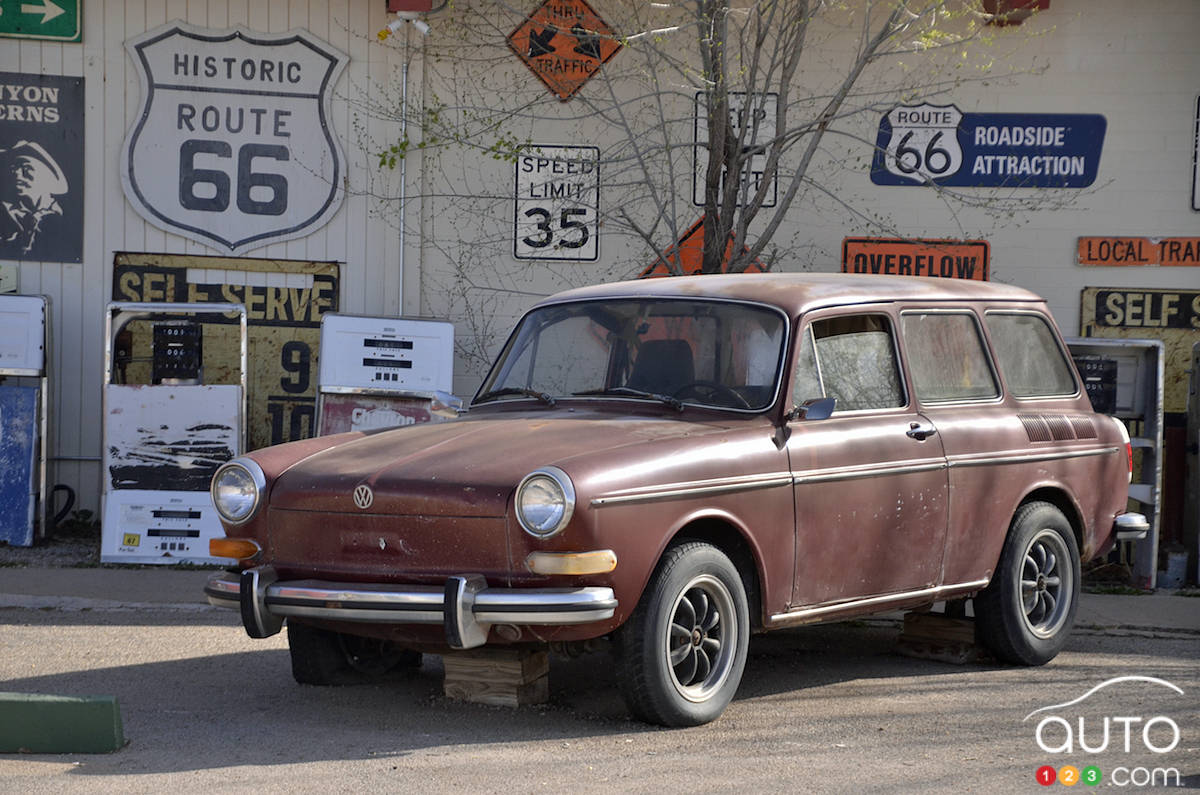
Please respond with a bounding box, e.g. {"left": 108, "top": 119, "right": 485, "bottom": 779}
{"left": 1077, "top": 237, "right": 1200, "bottom": 267}
{"left": 842, "top": 238, "right": 989, "bottom": 281}
{"left": 640, "top": 217, "right": 766, "bottom": 278}
{"left": 507, "top": 0, "right": 622, "bottom": 101}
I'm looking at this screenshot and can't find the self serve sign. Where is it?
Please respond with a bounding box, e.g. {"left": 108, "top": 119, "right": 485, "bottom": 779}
{"left": 1092, "top": 289, "right": 1200, "bottom": 329}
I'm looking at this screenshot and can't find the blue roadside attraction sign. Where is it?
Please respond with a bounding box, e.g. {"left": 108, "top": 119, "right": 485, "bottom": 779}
{"left": 871, "top": 103, "right": 1106, "bottom": 188}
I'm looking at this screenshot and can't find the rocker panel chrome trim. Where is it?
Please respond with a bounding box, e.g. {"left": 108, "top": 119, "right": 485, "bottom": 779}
{"left": 769, "top": 579, "right": 990, "bottom": 627}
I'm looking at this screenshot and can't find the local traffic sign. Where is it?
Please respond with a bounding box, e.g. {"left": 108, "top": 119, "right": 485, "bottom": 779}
{"left": 0, "top": 0, "right": 81, "bottom": 43}
{"left": 507, "top": 0, "right": 621, "bottom": 101}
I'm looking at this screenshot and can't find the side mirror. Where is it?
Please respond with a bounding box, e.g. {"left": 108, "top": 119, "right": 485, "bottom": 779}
{"left": 787, "top": 396, "right": 835, "bottom": 422}
{"left": 430, "top": 390, "right": 465, "bottom": 419}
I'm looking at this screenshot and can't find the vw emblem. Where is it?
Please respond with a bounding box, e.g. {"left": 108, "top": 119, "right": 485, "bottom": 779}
{"left": 353, "top": 484, "right": 374, "bottom": 510}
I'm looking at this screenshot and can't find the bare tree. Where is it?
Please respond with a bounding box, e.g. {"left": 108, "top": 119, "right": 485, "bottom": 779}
{"left": 361, "top": 0, "right": 1053, "bottom": 370}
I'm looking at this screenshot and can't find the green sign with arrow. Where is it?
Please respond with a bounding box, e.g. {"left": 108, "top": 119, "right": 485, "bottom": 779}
{"left": 0, "top": 0, "right": 80, "bottom": 42}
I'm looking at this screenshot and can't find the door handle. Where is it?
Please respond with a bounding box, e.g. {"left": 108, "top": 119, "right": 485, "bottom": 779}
{"left": 906, "top": 422, "right": 938, "bottom": 441}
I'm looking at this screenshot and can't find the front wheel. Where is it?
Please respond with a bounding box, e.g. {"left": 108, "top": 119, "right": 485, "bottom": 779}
{"left": 614, "top": 542, "right": 749, "bottom": 727}
{"left": 974, "top": 502, "right": 1080, "bottom": 665}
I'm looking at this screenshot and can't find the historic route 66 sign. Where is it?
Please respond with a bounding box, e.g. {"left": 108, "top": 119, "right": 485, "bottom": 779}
{"left": 121, "top": 22, "right": 347, "bottom": 254}
{"left": 880, "top": 103, "right": 963, "bottom": 184}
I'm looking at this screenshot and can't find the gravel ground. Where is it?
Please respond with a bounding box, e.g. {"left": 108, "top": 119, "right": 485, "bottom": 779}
{"left": 0, "top": 529, "right": 100, "bottom": 568}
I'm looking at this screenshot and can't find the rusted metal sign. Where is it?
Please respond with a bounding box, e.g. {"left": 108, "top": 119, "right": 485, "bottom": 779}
{"left": 507, "top": 0, "right": 621, "bottom": 101}
{"left": 1077, "top": 236, "right": 1200, "bottom": 267}
{"left": 111, "top": 252, "right": 339, "bottom": 451}
{"left": 1080, "top": 286, "right": 1200, "bottom": 413}
{"left": 841, "top": 238, "right": 989, "bottom": 281}
{"left": 640, "top": 217, "right": 765, "bottom": 278}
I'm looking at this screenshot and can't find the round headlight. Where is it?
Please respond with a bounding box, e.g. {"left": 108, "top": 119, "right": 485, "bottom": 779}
{"left": 515, "top": 467, "right": 575, "bottom": 538}
{"left": 211, "top": 459, "right": 266, "bottom": 525}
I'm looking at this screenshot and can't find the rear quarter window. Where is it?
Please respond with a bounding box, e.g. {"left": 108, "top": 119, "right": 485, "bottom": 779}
{"left": 901, "top": 312, "right": 998, "bottom": 402}
{"left": 984, "top": 312, "right": 1077, "bottom": 397}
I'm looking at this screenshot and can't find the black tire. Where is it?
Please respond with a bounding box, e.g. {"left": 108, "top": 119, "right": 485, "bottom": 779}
{"left": 288, "top": 622, "right": 422, "bottom": 686}
{"left": 974, "top": 502, "right": 1080, "bottom": 665}
{"left": 613, "top": 542, "right": 749, "bottom": 727}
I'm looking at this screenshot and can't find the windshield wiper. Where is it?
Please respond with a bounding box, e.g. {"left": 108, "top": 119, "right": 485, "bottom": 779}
{"left": 573, "top": 387, "right": 683, "bottom": 412}
{"left": 474, "top": 387, "right": 557, "bottom": 407}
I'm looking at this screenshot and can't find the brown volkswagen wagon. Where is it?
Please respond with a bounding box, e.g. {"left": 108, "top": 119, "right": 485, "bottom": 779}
{"left": 206, "top": 273, "right": 1146, "bottom": 726}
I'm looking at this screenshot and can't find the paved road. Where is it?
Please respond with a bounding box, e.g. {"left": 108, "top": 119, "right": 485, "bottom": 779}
{"left": 0, "top": 573, "right": 1197, "bottom": 793}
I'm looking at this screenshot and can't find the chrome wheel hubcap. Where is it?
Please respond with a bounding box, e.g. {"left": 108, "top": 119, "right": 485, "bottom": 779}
{"left": 666, "top": 574, "right": 737, "bottom": 703}
{"left": 1020, "top": 529, "right": 1073, "bottom": 638}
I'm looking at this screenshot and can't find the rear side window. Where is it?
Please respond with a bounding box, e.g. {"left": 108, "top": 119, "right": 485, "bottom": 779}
{"left": 985, "top": 312, "right": 1077, "bottom": 397}
{"left": 901, "top": 312, "right": 998, "bottom": 402}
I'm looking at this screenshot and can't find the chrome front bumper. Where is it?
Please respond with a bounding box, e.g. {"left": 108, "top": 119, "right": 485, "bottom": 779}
{"left": 205, "top": 567, "right": 618, "bottom": 650}
{"left": 1114, "top": 512, "right": 1149, "bottom": 541}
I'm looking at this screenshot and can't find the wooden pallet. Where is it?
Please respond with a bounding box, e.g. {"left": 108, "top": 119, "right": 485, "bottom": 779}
{"left": 442, "top": 648, "right": 550, "bottom": 707}
{"left": 896, "top": 611, "right": 986, "bottom": 664}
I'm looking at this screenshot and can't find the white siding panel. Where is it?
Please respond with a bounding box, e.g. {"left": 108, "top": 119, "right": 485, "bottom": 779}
{"left": 4, "top": 0, "right": 405, "bottom": 517}
{"left": 16, "top": 0, "right": 1197, "bottom": 522}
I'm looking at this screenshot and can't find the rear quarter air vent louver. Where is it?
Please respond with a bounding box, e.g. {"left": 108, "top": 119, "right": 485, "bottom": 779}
{"left": 1045, "top": 415, "right": 1074, "bottom": 441}
{"left": 1018, "top": 414, "right": 1097, "bottom": 443}
{"left": 1018, "top": 414, "right": 1053, "bottom": 442}
{"left": 1069, "top": 416, "right": 1097, "bottom": 439}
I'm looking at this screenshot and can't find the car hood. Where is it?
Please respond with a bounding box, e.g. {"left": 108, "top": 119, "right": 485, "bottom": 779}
{"left": 266, "top": 411, "right": 720, "bottom": 517}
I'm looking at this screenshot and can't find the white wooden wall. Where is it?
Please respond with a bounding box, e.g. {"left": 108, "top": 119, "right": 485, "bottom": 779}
{"left": 0, "top": 0, "right": 412, "bottom": 515}
{"left": 2, "top": 0, "right": 1198, "bottom": 518}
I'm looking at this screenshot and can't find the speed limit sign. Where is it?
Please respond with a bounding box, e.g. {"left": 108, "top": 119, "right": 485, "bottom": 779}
{"left": 514, "top": 145, "right": 599, "bottom": 261}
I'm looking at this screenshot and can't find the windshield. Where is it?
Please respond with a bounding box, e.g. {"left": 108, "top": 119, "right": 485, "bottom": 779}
{"left": 476, "top": 298, "right": 786, "bottom": 411}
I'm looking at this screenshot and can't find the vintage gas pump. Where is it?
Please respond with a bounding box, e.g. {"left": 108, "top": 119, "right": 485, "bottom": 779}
{"left": 101, "top": 302, "right": 247, "bottom": 564}
{"left": 315, "top": 314, "right": 455, "bottom": 434}
{"left": 1067, "top": 337, "right": 1164, "bottom": 589}
{"left": 0, "top": 295, "right": 50, "bottom": 546}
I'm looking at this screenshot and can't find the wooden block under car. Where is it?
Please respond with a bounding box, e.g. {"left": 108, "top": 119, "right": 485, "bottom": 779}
{"left": 896, "top": 611, "right": 986, "bottom": 665}
{"left": 441, "top": 648, "right": 550, "bottom": 707}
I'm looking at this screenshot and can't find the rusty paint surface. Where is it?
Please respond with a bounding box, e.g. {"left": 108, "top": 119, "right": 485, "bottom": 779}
{"left": 1077, "top": 236, "right": 1200, "bottom": 267}
{"left": 841, "top": 238, "right": 989, "bottom": 281}
{"left": 506, "top": 0, "right": 622, "bottom": 101}
{"left": 640, "top": 217, "right": 765, "bottom": 278}
{"left": 111, "top": 252, "right": 339, "bottom": 451}
{"left": 104, "top": 384, "right": 238, "bottom": 490}
{"left": 215, "top": 277, "right": 1130, "bottom": 653}
{"left": 318, "top": 394, "right": 435, "bottom": 435}
{"left": 1080, "top": 286, "right": 1200, "bottom": 413}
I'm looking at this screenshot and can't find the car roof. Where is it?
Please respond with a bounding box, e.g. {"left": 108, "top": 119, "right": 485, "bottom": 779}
{"left": 537, "top": 273, "right": 1043, "bottom": 316}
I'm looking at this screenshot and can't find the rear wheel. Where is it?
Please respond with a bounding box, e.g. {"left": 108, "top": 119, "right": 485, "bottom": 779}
{"left": 974, "top": 502, "right": 1080, "bottom": 665}
{"left": 288, "top": 622, "right": 422, "bottom": 685}
{"left": 614, "top": 542, "right": 749, "bottom": 726}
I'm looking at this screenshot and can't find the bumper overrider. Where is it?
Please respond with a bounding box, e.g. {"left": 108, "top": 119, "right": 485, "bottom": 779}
{"left": 1114, "top": 512, "right": 1150, "bottom": 542}
{"left": 205, "top": 567, "right": 618, "bottom": 650}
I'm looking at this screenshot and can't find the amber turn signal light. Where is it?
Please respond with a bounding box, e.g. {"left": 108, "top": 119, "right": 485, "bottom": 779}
{"left": 210, "top": 537, "right": 262, "bottom": 561}
{"left": 525, "top": 549, "right": 617, "bottom": 576}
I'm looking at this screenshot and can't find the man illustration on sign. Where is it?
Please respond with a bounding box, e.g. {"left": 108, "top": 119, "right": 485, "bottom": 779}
{"left": 0, "top": 140, "right": 69, "bottom": 257}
